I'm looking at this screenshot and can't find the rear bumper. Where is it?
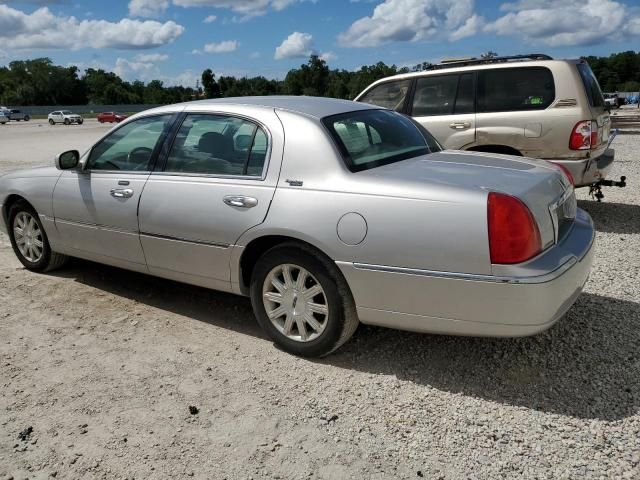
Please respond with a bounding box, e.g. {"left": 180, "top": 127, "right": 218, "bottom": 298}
{"left": 550, "top": 149, "right": 615, "bottom": 187}
{"left": 337, "top": 209, "right": 595, "bottom": 337}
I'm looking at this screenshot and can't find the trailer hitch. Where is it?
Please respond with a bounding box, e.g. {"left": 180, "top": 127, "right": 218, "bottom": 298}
{"left": 589, "top": 176, "right": 627, "bottom": 202}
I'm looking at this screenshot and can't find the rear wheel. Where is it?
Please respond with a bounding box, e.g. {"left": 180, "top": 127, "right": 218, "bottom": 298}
{"left": 250, "top": 243, "right": 359, "bottom": 357}
{"left": 24, "top": 115, "right": 30, "bottom": 121}
{"left": 8, "top": 201, "right": 68, "bottom": 272}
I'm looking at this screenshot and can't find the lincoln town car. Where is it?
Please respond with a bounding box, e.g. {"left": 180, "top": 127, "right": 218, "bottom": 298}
{"left": 0, "top": 97, "right": 594, "bottom": 356}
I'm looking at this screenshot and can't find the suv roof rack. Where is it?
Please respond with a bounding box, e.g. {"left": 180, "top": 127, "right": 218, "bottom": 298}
{"left": 428, "top": 54, "right": 553, "bottom": 71}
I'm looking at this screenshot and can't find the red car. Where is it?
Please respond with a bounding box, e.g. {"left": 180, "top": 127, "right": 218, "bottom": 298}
{"left": 97, "top": 112, "right": 128, "bottom": 123}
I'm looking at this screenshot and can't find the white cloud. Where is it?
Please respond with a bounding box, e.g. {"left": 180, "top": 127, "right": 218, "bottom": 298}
{"left": 172, "top": 0, "right": 305, "bottom": 19}
{"left": 129, "top": 0, "right": 169, "bottom": 17}
{"left": 449, "top": 13, "right": 483, "bottom": 41}
{"left": 485, "top": 0, "right": 629, "bottom": 46}
{"left": 0, "top": 49, "right": 7, "bottom": 60}
{"left": 113, "top": 57, "right": 157, "bottom": 81}
{"left": 203, "top": 40, "right": 238, "bottom": 53}
{"left": 134, "top": 53, "right": 169, "bottom": 62}
{"left": 0, "top": 5, "right": 184, "bottom": 50}
{"left": 249, "top": 51, "right": 261, "bottom": 59}
{"left": 338, "top": 0, "right": 475, "bottom": 47}
{"left": 319, "top": 51, "right": 337, "bottom": 62}
{"left": 274, "top": 31, "right": 314, "bottom": 59}
{"left": 204, "top": 15, "right": 217, "bottom": 23}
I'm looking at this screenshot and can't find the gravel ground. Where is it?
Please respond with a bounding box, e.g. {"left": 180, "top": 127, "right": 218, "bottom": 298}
{"left": 0, "top": 122, "right": 639, "bottom": 479}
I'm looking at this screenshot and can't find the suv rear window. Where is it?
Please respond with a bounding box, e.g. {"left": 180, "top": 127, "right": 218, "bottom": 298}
{"left": 322, "top": 109, "right": 440, "bottom": 172}
{"left": 477, "top": 67, "right": 555, "bottom": 113}
{"left": 358, "top": 80, "right": 411, "bottom": 112}
{"left": 577, "top": 63, "right": 605, "bottom": 108}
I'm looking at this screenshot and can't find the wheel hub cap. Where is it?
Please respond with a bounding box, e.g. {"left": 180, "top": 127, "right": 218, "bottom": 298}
{"left": 262, "top": 264, "right": 329, "bottom": 343}
{"left": 13, "top": 212, "right": 44, "bottom": 263}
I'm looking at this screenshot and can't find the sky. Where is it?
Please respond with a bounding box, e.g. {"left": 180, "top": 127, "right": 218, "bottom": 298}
{"left": 1, "top": 0, "right": 639, "bottom": 88}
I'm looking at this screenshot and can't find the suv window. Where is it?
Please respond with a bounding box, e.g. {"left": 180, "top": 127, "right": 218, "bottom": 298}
{"left": 412, "top": 75, "right": 459, "bottom": 116}
{"left": 87, "top": 115, "right": 173, "bottom": 171}
{"left": 358, "top": 80, "right": 411, "bottom": 111}
{"left": 323, "top": 109, "right": 439, "bottom": 173}
{"left": 577, "top": 63, "right": 605, "bottom": 108}
{"left": 477, "top": 67, "right": 555, "bottom": 112}
{"left": 165, "top": 114, "right": 268, "bottom": 176}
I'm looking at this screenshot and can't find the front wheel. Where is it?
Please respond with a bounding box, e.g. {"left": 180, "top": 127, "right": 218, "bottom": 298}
{"left": 78, "top": 119, "right": 83, "bottom": 125}
{"left": 64, "top": 118, "right": 70, "bottom": 125}
{"left": 8, "top": 201, "right": 68, "bottom": 272}
{"left": 24, "top": 115, "right": 30, "bottom": 121}
{"left": 250, "top": 244, "right": 359, "bottom": 357}
{"left": 49, "top": 119, "right": 55, "bottom": 125}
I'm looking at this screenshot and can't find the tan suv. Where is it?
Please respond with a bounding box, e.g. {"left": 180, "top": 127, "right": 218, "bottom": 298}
{"left": 355, "top": 54, "right": 621, "bottom": 189}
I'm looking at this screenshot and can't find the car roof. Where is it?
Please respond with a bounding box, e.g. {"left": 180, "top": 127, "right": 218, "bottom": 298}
{"left": 180, "top": 96, "right": 376, "bottom": 119}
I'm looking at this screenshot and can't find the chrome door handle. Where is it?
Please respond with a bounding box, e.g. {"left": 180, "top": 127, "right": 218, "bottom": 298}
{"left": 449, "top": 122, "right": 471, "bottom": 130}
{"left": 223, "top": 195, "right": 258, "bottom": 208}
{"left": 110, "top": 188, "right": 134, "bottom": 198}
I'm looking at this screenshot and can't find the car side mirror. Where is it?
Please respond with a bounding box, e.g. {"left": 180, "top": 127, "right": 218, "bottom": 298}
{"left": 55, "top": 150, "right": 80, "bottom": 170}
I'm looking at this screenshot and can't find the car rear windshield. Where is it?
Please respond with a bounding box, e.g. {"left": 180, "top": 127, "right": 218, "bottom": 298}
{"left": 322, "top": 109, "right": 441, "bottom": 172}
{"left": 577, "top": 63, "right": 605, "bottom": 108}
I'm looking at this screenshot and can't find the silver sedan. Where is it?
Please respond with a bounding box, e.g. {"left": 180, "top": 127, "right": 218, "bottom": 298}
{"left": 0, "top": 97, "right": 594, "bottom": 356}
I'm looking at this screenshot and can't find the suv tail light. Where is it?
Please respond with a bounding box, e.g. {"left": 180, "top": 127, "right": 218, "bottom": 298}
{"left": 487, "top": 192, "right": 542, "bottom": 264}
{"left": 569, "top": 120, "right": 598, "bottom": 150}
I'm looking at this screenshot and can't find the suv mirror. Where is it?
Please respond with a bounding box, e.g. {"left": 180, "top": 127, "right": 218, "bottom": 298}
{"left": 55, "top": 150, "right": 80, "bottom": 170}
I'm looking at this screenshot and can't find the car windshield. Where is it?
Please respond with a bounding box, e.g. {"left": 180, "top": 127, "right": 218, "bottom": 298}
{"left": 322, "top": 109, "right": 441, "bottom": 172}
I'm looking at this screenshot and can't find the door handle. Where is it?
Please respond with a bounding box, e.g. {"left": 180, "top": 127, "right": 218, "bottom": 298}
{"left": 449, "top": 122, "right": 471, "bottom": 130}
{"left": 223, "top": 195, "right": 258, "bottom": 208}
{"left": 110, "top": 188, "right": 134, "bottom": 198}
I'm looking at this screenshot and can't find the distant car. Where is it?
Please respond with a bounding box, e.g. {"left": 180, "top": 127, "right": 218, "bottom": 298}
{"left": 0, "top": 97, "right": 594, "bottom": 357}
{"left": 97, "top": 112, "right": 128, "bottom": 123}
{"left": 48, "top": 111, "right": 83, "bottom": 125}
{"left": 0, "top": 112, "right": 8, "bottom": 124}
{"left": 7, "top": 109, "right": 30, "bottom": 121}
{"left": 603, "top": 93, "right": 622, "bottom": 109}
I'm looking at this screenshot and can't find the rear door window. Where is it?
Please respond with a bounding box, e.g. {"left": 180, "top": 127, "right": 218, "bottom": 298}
{"left": 411, "top": 75, "right": 458, "bottom": 116}
{"left": 577, "top": 63, "right": 605, "bottom": 108}
{"left": 477, "top": 67, "right": 555, "bottom": 112}
{"left": 358, "top": 80, "right": 412, "bottom": 112}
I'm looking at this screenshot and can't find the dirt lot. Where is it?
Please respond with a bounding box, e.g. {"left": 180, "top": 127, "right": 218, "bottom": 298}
{"left": 0, "top": 121, "right": 639, "bottom": 479}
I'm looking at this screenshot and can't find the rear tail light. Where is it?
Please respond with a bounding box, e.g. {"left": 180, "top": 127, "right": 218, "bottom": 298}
{"left": 487, "top": 192, "right": 542, "bottom": 264}
{"left": 553, "top": 163, "right": 575, "bottom": 187}
{"left": 569, "top": 120, "right": 598, "bottom": 150}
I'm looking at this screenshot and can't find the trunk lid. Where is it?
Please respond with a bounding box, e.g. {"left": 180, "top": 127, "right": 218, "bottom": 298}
{"left": 357, "top": 150, "right": 574, "bottom": 249}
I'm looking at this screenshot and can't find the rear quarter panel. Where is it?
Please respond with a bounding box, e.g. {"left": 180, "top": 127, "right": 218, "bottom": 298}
{"left": 236, "top": 110, "right": 491, "bottom": 277}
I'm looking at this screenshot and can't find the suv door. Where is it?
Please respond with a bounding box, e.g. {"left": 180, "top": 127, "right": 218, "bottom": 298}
{"left": 409, "top": 73, "right": 476, "bottom": 149}
{"left": 138, "top": 111, "right": 282, "bottom": 291}
{"left": 52, "top": 114, "right": 175, "bottom": 270}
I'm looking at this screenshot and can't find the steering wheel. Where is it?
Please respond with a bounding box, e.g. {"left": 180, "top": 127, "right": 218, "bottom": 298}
{"left": 127, "top": 147, "right": 153, "bottom": 169}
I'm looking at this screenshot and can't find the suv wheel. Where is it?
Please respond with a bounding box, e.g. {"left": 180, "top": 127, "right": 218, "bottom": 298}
{"left": 49, "top": 119, "right": 55, "bottom": 125}
{"left": 64, "top": 118, "right": 70, "bottom": 125}
{"left": 250, "top": 243, "right": 359, "bottom": 357}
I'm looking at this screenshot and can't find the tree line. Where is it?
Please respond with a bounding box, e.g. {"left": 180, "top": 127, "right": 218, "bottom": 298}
{"left": 1, "top": 51, "right": 639, "bottom": 107}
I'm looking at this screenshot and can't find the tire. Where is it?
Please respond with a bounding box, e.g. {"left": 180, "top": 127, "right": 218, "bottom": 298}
{"left": 64, "top": 118, "right": 70, "bottom": 125}
{"left": 78, "top": 119, "right": 83, "bottom": 125}
{"left": 49, "top": 119, "right": 55, "bottom": 125}
{"left": 7, "top": 201, "right": 68, "bottom": 273}
{"left": 250, "top": 243, "right": 359, "bottom": 357}
{"left": 24, "top": 115, "right": 30, "bottom": 121}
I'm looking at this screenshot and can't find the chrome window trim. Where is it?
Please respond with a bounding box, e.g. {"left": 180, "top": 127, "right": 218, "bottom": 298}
{"left": 161, "top": 110, "right": 273, "bottom": 181}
